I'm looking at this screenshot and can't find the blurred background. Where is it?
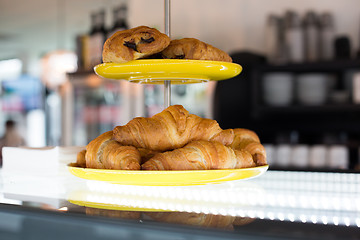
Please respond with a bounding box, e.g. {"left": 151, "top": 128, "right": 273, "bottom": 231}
{"left": 0, "top": 0, "right": 359, "bottom": 171}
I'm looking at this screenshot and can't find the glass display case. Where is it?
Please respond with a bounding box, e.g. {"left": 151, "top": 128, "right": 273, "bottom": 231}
{"left": 63, "top": 72, "right": 145, "bottom": 146}
{"left": 63, "top": 72, "right": 213, "bottom": 146}
{"left": 1, "top": 147, "right": 359, "bottom": 240}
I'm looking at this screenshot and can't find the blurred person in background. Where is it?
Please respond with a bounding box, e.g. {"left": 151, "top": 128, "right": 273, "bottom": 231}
{"left": 0, "top": 120, "right": 25, "bottom": 167}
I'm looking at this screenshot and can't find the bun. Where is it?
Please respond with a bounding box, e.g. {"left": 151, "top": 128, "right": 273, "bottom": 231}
{"left": 102, "top": 26, "right": 170, "bottom": 63}
{"left": 161, "top": 38, "right": 232, "bottom": 62}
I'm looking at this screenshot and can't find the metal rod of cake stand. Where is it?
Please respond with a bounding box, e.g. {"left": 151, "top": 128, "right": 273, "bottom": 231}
{"left": 164, "top": 0, "right": 171, "bottom": 108}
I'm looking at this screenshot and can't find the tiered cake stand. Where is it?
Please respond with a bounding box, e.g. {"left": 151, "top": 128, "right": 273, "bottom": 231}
{"left": 68, "top": 0, "right": 268, "bottom": 186}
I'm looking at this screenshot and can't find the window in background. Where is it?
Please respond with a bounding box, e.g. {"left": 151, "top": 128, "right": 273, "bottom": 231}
{"left": 0, "top": 58, "right": 45, "bottom": 147}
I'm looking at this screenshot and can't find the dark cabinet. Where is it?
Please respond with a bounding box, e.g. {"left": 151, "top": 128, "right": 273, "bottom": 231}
{"left": 215, "top": 56, "right": 360, "bottom": 171}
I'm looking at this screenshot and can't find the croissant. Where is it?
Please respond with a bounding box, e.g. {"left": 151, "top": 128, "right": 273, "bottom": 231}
{"left": 229, "top": 128, "right": 267, "bottom": 166}
{"left": 137, "top": 148, "right": 160, "bottom": 164}
{"left": 141, "top": 140, "right": 255, "bottom": 170}
{"left": 113, "top": 105, "right": 234, "bottom": 152}
{"left": 85, "top": 131, "right": 141, "bottom": 170}
{"left": 75, "top": 149, "right": 87, "bottom": 168}
{"left": 161, "top": 38, "right": 232, "bottom": 62}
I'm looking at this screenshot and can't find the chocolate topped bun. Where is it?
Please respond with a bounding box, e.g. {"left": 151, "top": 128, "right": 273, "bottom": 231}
{"left": 102, "top": 26, "right": 170, "bottom": 63}
{"left": 161, "top": 38, "right": 232, "bottom": 62}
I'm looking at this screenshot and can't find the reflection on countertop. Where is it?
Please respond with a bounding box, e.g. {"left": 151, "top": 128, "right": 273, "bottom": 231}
{"left": 0, "top": 146, "right": 359, "bottom": 233}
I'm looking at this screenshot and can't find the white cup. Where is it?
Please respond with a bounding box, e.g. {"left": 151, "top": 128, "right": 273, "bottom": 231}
{"left": 296, "top": 74, "right": 328, "bottom": 105}
{"left": 352, "top": 72, "right": 360, "bottom": 104}
{"left": 263, "top": 144, "right": 275, "bottom": 166}
{"left": 263, "top": 73, "right": 294, "bottom": 106}
{"left": 328, "top": 145, "right": 349, "bottom": 169}
{"left": 309, "top": 145, "right": 327, "bottom": 168}
{"left": 276, "top": 144, "right": 292, "bottom": 167}
{"left": 291, "top": 144, "right": 309, "bottom": 168}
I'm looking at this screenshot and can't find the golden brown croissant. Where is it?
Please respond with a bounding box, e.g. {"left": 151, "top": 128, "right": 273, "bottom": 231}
{"left": 161, "top": 38, "right": 232, "bottom": 62}
{"left": 85, "top": 131, "right": 141, "bottom": 170}
{"left": 76, "top": 149, "right": 87, "bottom": 168}
{"left": 113, "top": 105, "right": 234, "bottom": 152}
{"left": 229, "top": 128, "right": 267, "bottom": 166}
{"left": 141, "top": 140, "right": 255, "bottom": 170}
{"left": 137, "top": 148, "right": 160, "bottom": 164}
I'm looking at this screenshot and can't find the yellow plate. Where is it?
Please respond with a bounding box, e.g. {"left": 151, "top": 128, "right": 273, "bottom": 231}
{"left": 68, "top": 165, "right": 268, "bottom": 186}
{"left": 94, "top": 59, "right": 242, "bottom": 84}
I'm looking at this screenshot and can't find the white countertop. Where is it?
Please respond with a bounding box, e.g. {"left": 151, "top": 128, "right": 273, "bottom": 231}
{"left": 0, "top": 146, "right": 359, "bottom": 228}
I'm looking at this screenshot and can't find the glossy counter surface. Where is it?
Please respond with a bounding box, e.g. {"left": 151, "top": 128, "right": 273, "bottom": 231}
{"left": 0, "top": 147, "right": 359, "bottom": 240}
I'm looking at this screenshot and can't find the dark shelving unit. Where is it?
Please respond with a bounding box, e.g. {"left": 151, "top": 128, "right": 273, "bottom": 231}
{"left": 256, "top": 59, "right": 360, "bottom": 73}
{"left": 248, "top": 59, "right": 360, "bottom": 171}
{"left": 251, "top": 59, "right": 360, "bottom": 127}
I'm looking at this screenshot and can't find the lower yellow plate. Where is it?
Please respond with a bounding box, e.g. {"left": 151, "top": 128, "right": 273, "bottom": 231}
{"left": 68, "top": 165, "right": 268, "bottom": 186}
{"left": 94, "top": 59, "right": 242, "bottom": 84}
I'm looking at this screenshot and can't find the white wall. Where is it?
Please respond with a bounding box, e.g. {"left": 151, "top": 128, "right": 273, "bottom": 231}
{"left": 128, "top": 0, "right": 360, "bottom": 56}
{"left": 1, "top": 0, "right": 359, "bottom": 76}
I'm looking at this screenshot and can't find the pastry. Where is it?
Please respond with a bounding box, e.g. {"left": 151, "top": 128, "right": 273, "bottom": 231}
{"left": 141, "top": 140, "right": 256, "bottom": 170}
{"left": 113, "top": 105, "right": 234, "bottom": 152}
{"left": 229, "top": 128, "right": 267, "bottom": 166}
{"left": 73, "top": 105, "right": 267, "bottom": 171}
{"left": 76, "top": 149, "right": 87, "bottom": 168}
{"left": 102, "top": 26, "right": 170, "bottom": 63}
{"left": 161, "top": 38, "right": 232, "bottom": 62}
{"left": 85, "top": 131, "right": 141, "bottom": 170}
{"left": 137, "top": 148, "right": 160, "bottom": 164}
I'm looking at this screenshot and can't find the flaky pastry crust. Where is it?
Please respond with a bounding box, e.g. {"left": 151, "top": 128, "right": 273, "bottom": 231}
{"left": 113, "top": 105, "right": 234, "bottom": 152}
{"left": 85, "top": 131, "right": 141, "bottom": 170}
{"left": 161, "top": 38, "right": 232, "bottom": 62}
{"left": 102, "top": 26, "right": 170, "bottom": 63}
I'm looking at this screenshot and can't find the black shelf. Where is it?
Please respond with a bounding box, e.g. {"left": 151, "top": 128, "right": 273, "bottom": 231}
{"left": 254, "top": 103, "right": 360, "bottom": 114}
{"left": 243, "top": 59, "right": 360, "bottom": 171}
{"left": 252, "top": 59, "right": 360, "bottom": 114}
{"left": 258, "top": 59, "right": 360, "bottom": 73}
{"left": 251, "top": 59, "right": 360, "bottom": 118}
{"left": 268, "top": 166, "right": 360, "bottom": 173}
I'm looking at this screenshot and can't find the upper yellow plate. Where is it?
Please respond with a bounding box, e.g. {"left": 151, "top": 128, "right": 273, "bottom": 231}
{"left": 94, "top": 59, "right": 242, "bottom": 84}
{"left": 68, "top": 165, "right": 268, "bottom": 186}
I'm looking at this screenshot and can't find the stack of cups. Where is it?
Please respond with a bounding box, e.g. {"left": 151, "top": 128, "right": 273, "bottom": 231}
{"left": 296, "top": 74, "right": 329, "bottom": 105}
{"left": 328, "top": 145, "right": 349, "bottom": 169}
{"left": 275, "top": 144, "right": 292, "bottom": 167}
{"left": 267, "top": 144, "right": 349, "bottom": 170}
{"left": 308, "top": 145, "right": 327, "bottom": 168}
{"left": 263, "top": 144, "right": 275, "bottom": 166}
{"left": 291, "top": 145, "right": 309, "bottom": 168}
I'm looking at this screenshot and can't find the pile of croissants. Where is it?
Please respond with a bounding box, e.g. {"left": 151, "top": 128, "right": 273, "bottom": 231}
{"left": 74, "top": 105, "right": 267, "bottom": 170}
